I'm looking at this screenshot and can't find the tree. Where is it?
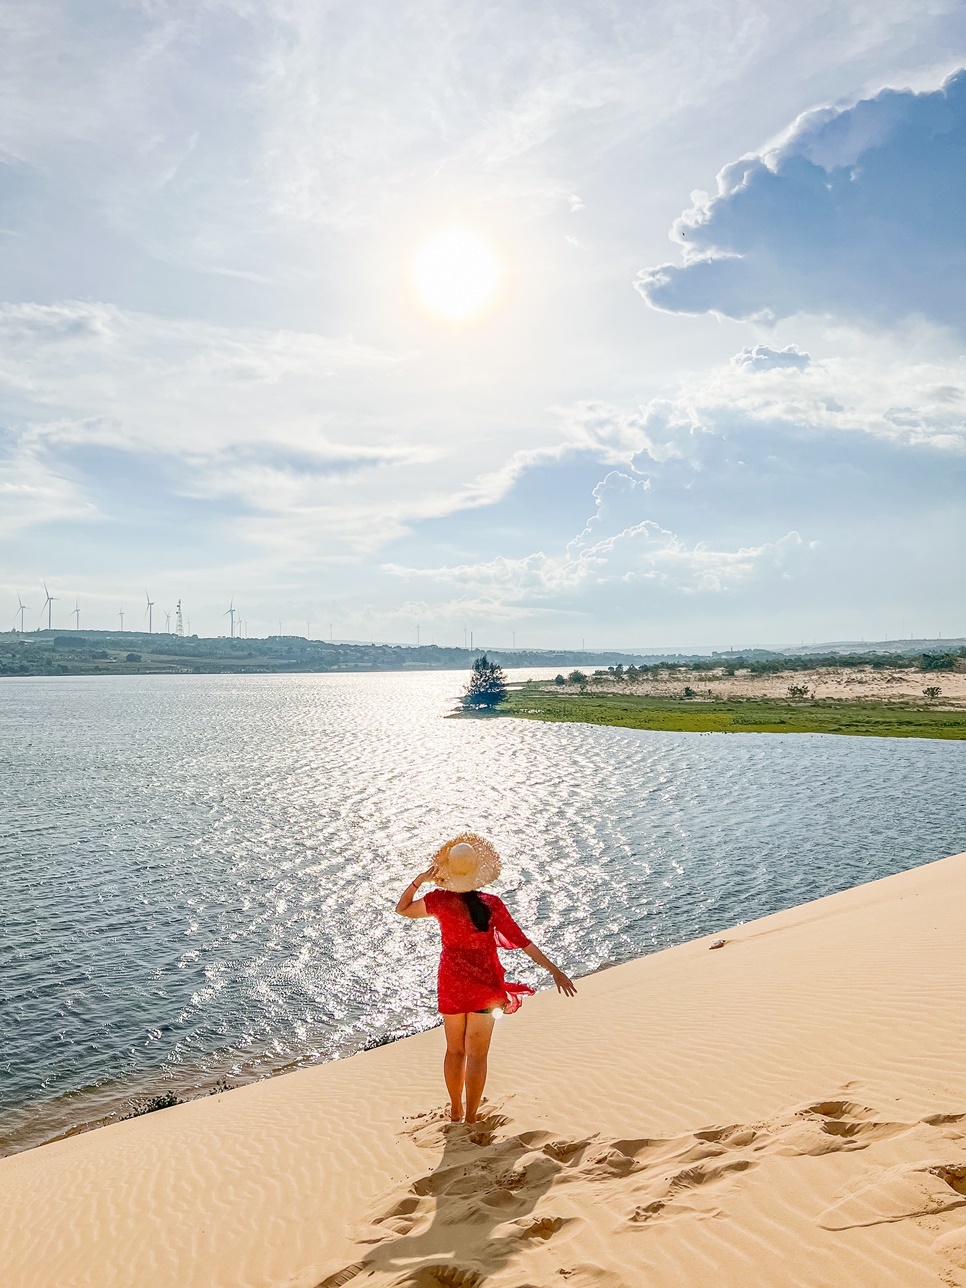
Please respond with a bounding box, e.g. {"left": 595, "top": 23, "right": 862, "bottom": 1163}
{"left": 568, "top": 669, "right": 587, "bottom": 685}
{"left": 462, "top": 654, "right": 509, "bottom": 709}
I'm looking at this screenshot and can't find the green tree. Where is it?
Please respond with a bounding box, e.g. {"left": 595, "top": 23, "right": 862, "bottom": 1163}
{"left": 462, "top": 654, "right": 509, "bottom": 709}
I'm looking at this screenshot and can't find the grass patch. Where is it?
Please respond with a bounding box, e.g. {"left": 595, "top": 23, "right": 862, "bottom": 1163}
{"left": 499, "top": 689, "right": 966, "bottom": 740}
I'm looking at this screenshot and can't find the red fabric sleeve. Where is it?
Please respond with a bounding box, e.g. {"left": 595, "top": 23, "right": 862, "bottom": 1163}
{"left": 423, "top": 887, "right": 442, "bottom": 918}
{"left": 488, "top": 896, "right": 531, "bottom": 950}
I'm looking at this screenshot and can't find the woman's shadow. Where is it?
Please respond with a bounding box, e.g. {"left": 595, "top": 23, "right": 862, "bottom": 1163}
{"left": 320, "top": 1113, "right": 588, "bottom": 1287}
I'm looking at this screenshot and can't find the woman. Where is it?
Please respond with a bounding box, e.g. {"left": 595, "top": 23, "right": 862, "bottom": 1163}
{"left": 396, "top": 833, "right": 576, "bottom": 1123}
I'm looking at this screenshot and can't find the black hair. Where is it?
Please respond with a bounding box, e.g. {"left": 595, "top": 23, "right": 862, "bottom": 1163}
{"left": 461, "top": 890, "right": 492, "bottom": 932}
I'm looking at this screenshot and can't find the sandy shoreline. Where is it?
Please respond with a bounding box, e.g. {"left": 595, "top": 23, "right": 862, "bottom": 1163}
{"left": 3, "top": 852, "right": 966, "bottom": 1287}
{"left": 570, "top": 666, "right": 966, "bottom": 707}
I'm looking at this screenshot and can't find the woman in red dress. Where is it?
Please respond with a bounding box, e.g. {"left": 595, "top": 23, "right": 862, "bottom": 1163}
{"left": 396, "top": 833, "right": 576, "bottom": 1123}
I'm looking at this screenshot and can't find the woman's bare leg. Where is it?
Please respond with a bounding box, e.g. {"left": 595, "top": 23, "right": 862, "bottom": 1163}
{"left": 463, "top": 1012, "right": 495, "bottom": 1123}
{"left": 442, "top": 1014, "right": 467, "bottom": 1121}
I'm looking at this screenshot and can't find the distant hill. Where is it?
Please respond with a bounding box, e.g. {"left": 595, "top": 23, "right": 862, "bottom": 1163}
{"left": 0, "top": 631, "right": 713, "bottom": 678}
{"left": 1, "top": 630, "right": 963, "bottom": 678}
{"left": 780, "top": 638, "right": 966, "bottom": 656}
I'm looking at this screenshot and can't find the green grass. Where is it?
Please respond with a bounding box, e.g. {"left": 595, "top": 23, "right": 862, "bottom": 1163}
{"left": 499, "top": 688, "right": 966, "bottom": 740}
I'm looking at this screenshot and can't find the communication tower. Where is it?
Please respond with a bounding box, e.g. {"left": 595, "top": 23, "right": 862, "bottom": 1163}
{"left": 175, "top": 599, "right": 185, "bottom": 637}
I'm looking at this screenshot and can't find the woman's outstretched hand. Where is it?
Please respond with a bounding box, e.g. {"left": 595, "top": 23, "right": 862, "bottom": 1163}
{"left": 412, "top": 867, "right": 435, "bottom": 887}
{"left": 522, "top": 942, "right": 578, "bottom": 997}
{"left": 550, "top": 967, "right": 577, "bottom": 997}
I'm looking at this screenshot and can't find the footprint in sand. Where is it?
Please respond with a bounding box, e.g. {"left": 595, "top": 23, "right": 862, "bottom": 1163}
{"left": 407, "top": 1267, "right": 482, "bottom": 1288}
{"left": 516, "top": 1215, "right": 567, "bottom": 1239}
{"left": 316, "top": 1262, "right": 368, "bottom": 1288}
{"left": 773, "top": 1100, "right": 909, "bottom": 1156}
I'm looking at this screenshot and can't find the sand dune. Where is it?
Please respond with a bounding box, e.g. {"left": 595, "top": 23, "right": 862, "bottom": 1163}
{"left": 582, "top": 665, "right": 966, "bottom": 706}
{"left": 3, "top": 851, "right": 966, "bottom": 1287}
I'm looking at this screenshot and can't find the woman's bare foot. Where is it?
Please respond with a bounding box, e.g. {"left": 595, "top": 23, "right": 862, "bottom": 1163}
{"left": 449, "top": 1102, "right": 463, "bottom": 1122}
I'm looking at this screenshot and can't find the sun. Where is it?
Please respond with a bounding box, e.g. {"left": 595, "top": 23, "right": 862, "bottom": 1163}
{"left": 411, "top": 228, "right": 504, "bottom": 321}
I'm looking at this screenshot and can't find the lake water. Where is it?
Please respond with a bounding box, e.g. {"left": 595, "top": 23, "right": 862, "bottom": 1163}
{"left": 2, "top": 669, "right": 965, "bottom": 1154}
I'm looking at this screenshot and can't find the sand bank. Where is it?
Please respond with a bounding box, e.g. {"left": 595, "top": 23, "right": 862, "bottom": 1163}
{"left": 584, "top": 666, "right": 966, "bottom": 706}
{"left": 3, "top": 852, "right": 966, "bottom": 1287}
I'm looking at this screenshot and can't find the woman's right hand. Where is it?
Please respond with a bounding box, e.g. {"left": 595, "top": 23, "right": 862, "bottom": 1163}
{"left": 413, "top": 867, "right": 436, "bottom": 887}
{"left": 550, "top": 967, "right": 577, "bottom": 997}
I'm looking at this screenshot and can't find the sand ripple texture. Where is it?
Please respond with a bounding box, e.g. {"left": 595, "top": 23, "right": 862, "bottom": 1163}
{"left": 2, "top": 669, "right": 966, "bottom": 1151}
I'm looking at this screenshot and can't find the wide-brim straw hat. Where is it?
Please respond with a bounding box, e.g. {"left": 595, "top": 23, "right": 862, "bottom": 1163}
{"left": 432, "top": 833, "right": 502, "bottom": 892}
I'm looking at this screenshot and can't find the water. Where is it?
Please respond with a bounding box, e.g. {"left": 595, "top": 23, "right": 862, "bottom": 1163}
{"left": 2, "top": 670, "right": 965, "bottom": 1154}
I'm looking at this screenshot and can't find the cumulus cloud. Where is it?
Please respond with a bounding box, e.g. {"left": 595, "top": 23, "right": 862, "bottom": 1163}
{"left": 386, "top": 463, "right": 813, "bottom": 606}
{"left": 732, "top": 343, "right": 810, "bottom": 371}
{"left": 637, "top": 70, "right": 966, "bottom": 330}
{"left": 569, "top": 330, "right": 966, "bottom": 463}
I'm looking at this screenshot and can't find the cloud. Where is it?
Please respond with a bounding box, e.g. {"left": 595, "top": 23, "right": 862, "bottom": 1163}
{"left": 604, "top": 329, "right": 966, "bottom": 461}
{"left": 637, "top": 69, "right": 966, "bottom": 330}
{"left": 732, "top": 343, "right": 810, "bottom": 371}
{"left": 0, "top": 300, "right": 425, "bottom": 545}
{"left": 386, "top": 466, "right": 813, "bottom": 608}
{"left": 0, "top": 437, "right": 96, "bottom": 538}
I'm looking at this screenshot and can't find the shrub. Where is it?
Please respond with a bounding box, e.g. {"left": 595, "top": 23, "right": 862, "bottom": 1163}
{"left": 124, "top": 1092, "right": 182, "bottom": 1118}
{"left": 923, "top": 686, "right": 942, "bottom": 699}
{"left": 554, "top": 673, "right": 566, "bottom": 686}
{"left": 568, "top": 670, "right": 587, "bottom": 685}
{"left": 787, "top": 684, "right": 811, "bottom": 698}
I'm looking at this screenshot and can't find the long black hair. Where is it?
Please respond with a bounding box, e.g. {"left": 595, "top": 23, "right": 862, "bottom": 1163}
{"left": 461, "top": 890, "right": 492, "bottom": 932}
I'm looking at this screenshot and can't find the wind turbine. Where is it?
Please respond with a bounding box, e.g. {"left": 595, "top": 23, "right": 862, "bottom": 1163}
{"left": 41, "top": 582, "right": 57, "bottom": 631}
{"left": 118, "top": 608, "right": 125, "bottom": 631}
{"left": 14, "top": 594, "right": 29, "bottom": 633}
{"left": 71, "top": 600, "right": 81, "bottom": 629}
{"left": 145, "top": 590, "right": 155, "bottom": 633}
{"left": 224, "top": 598, "right": 236, "bottom": 638}
{"left": 163, "top": 609, "right": 172, "bottom": 633}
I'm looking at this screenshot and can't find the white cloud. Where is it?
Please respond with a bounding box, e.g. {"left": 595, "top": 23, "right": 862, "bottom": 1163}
{"left": 386, "top": 465, "right": 813, "bottom": 607}
{"left": 565, "top": 333, "right": 966, "bottom": 465}
{"left": 732, "top": 343, "right": 810, "bottom": 371}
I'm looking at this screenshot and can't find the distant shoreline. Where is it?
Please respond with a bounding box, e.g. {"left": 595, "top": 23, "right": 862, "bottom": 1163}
{"left": 494, "top": 670, "right": 966, "bottom": 740}
{"left": 2, "top": 630, "right": 964, "bottom": 680}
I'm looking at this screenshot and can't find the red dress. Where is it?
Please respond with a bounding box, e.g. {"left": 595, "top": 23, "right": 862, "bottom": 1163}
{"left": 423, "top": 889, "right": 535, "bottom": 1015}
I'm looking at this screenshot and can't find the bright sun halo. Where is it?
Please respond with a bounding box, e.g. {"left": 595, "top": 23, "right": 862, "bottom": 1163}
{"left": 411, "top": 228, "right": 503, "bottom": 321}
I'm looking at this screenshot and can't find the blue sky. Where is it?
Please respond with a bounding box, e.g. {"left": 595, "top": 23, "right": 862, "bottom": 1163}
{"left": 2, "top": 0, "right": 965, "bottom": 648}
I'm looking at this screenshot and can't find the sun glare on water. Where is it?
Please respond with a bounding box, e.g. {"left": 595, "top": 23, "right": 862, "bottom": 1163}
{"left": 411, "top": 228, "right": 504, "bottom": 321}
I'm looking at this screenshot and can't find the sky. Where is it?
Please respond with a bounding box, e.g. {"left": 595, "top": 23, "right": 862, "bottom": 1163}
{"left": 2, "top": 0, "right": 966, "bottom": 649}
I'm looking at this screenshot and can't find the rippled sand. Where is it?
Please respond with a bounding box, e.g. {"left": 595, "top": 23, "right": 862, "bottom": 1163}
{"left": 2, "top": 850, "right": 965, "bottom": 1287}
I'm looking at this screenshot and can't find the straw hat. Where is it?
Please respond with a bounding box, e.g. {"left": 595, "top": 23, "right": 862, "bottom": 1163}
{"left": 432, "top": 833, "right": 502, "bottom": 892}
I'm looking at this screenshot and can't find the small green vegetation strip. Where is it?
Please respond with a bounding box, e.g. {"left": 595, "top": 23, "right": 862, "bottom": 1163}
{"left": 500, "top": 689, "right": 966, "bottom": 740}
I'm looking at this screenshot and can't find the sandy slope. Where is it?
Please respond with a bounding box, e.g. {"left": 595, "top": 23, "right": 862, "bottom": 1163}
{"left": 3, "top": 853, "right": 966, "bottom": 1288}
{"left": 580, "top": 666, "right": 966, "bottom": 706}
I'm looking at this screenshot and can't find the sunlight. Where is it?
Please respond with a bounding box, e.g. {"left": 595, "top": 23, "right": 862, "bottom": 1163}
{"left": 411, "top": 227, "right": 504, "bottom": 321}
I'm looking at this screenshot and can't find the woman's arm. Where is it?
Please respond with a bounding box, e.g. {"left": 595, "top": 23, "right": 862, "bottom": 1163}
{"left": 395, "top": 868, "right": 435, "bottom": 919}
{"left": 522, "top": 942, "right": 577, "bottom": 996}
